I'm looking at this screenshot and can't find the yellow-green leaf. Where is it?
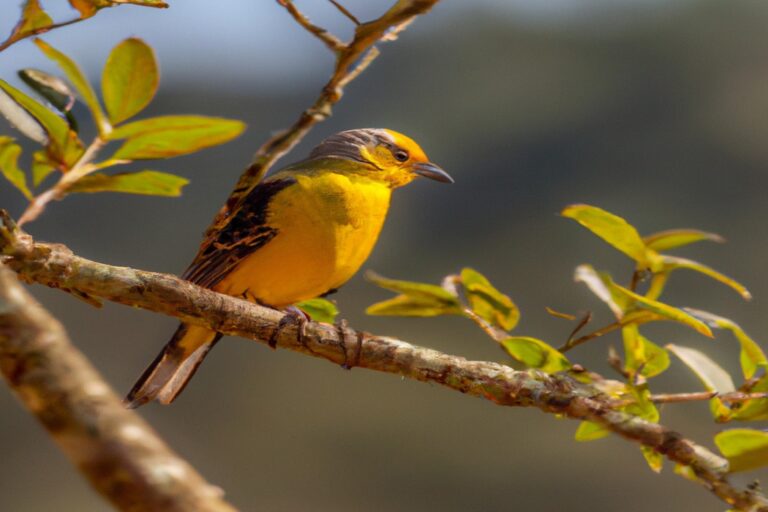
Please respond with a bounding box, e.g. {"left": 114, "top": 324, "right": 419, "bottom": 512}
{"left": 714, "top": 429, "right": 768, "bottom": 472}
{"left": 366, "top": 295, "right": 461, "bottom": 317}
{"left": 667, "top": 344, "right": 735, "bottom": 393}
{"left": 460, "top": 267, "right": 519, "bottom": 331}
{"left": 562, "top": 204, "right": 652, "bottom": 266}
{"left": 622, "top": 324, "right": 670, "bottom": 379}
{"left": 69, "top": 170, "right": 188, "bottom": 196}
{"left": 684, "top": 308, "right": 767, "bottom": 380}
{"left": 0, "top": 79, "right": 83, "bottom": 166}
{"left": 109, "top": 115, "right": 246, "bottom": 160}
{"left": 34, "top": 39, "right": 109, "bottom": 134}
{"left": 500, "top": 336, "right": 571, "bottom": 373}
{"left": 67, "top": 0, "right": 103, "bottom": 17}
{"left": 0, "top": 137, "right": 32, "bottom": 199}
{"left": 5, "top": 0, "right": 53, "bottom": 46}
{"left": 574, "top": 420, "right": 610, "bottom": 442}
{"left": 573, "top": 264, "right": 627, "bottom": 319}
{"left": 623, "top": 386, "right": 659, "bottom": 422}
{"left": 32, "top": 149, "right": 56, "bottom": 186}
{"left": 295, "top": 298, "right": 339, "bottom": 324}
{"left": 0, "top": 83, "right": 48, "bottom": 145}
{"left": 102, "top": 38, "right": 159, "bottom": 125}
{"left": 643, "top": 229, "right": 724, "bottom": 252}
{"left": 366, "top": 272, "right": 460, "bottom": 303}
{"left": 661, "top": 255, "right": 751, "bottom": 301}
{"left": 641, "top": 446, "right": 663, "bottom": 473}
{"left": 612, "top": 283, "right": 712, "bottom": 337}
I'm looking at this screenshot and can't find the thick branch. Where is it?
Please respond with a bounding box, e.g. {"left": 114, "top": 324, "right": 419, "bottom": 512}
{"left": 2, "top": 222, "right": 766, "bottom": 511}
{"left": 0, "top": 264, "right": 236, "bottom": 512}
{"left": 204, "top": 0, "right": 440, "bottom": 244}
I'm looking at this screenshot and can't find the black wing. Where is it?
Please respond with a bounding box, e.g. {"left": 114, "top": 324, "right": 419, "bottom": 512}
{"left": 182, "top": 176, "right": 296, "bottom": 289}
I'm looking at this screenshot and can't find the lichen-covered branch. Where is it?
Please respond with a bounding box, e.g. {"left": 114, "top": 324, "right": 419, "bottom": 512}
{"left": 2, "top": 216, "right": 766, "bottom": 512}
{"left": 0, "top": 264, "right": 236, "bottom": 512}
{"left": 204, "top": 0, "right": 441, "bottom": 244}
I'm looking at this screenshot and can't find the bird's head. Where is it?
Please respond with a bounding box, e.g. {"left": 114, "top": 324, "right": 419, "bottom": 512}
{"left": 308, "top": 128, "right": 453, "bottom": 188}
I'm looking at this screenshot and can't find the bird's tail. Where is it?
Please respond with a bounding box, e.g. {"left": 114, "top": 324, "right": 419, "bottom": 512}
{"left": 125, "top": 323, "right": 222, "bottom": 408}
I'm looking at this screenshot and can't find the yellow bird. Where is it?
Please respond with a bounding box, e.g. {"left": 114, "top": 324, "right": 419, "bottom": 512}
{"left": 127, "top": 128, "right": 452, "bottom": 407}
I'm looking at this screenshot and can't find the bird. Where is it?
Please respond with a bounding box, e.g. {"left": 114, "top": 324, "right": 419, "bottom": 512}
{"left": 126, "top": 128, "right": 452, "bottom": 407}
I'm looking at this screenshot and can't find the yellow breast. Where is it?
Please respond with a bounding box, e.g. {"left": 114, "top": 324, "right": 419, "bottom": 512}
{"left": 216, "top": 172, "right": 391, "bottom": 307}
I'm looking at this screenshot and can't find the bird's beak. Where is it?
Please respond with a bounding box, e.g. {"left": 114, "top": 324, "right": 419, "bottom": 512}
{"left": 411, "top": 162, "right": 454, "bottom": 183}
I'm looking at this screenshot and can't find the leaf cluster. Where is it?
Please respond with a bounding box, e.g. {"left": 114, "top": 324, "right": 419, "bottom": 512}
{"left": 363, "top": 204, "right": 768, "bottom": 476}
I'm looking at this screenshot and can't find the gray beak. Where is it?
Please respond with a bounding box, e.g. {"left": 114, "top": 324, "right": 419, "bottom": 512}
{"left": 411, "top": 162, "right": 454, "bottom": 183}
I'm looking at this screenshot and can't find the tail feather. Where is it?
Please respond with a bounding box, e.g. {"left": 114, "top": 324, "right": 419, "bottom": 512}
{"left": 126, "top": 324, "right": 221, "bottom": 408}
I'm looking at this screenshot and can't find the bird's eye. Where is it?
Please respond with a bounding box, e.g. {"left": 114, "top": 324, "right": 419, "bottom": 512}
{"left": 394, "top": 150, "right": 409, "bottom": 162}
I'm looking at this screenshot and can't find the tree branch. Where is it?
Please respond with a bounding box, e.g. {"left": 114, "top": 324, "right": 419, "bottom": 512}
{"left": 203, "top": 0, "right": 441, "bottom": 246}
{"left": 2, "top": 215, "right": 766, "bottom": 512}
{"left": 0, "top": 264, "right": 236, "bottom": 512}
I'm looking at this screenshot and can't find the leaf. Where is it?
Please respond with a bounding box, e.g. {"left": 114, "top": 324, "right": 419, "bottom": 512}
{"left": 574, "top": 420, "right": 610, "bottom": 442}
{"left": 69, "top": 171, "right": 188, "bottom": 196}
{"left": 102, "top": 38, "right": 159, "bottom": 125}
{"left": 574, "top": 264, "right": 626, "bottom": 319}
{"left": 643, "top": 229, "right": 724, "bottom": 252}
{"left": 684, "top": 309, "right": 767, "bottom": 380}
{"left": 366, "top": 272, "right": 462, "bottom": 317}
{"left": 0, "top": 79, "right": 83, "bottom": 166}
{"left": 622, "top": 324, "right": 670, "bottom": 379}
{"left": 460, "top": 267, "right": 519, "bottom": 331}
{"left": 109, "top": 115, "right": 246, "bottom": 160}
{"left": 0, "top": 85, "right": 48, "bottom": 145}
{"left": 667, "top": 344, "right": 735, "bottom": 393}
{"left": 612, "top": 283, "right": 713, "bottom": 338}
{"left": 32, "top": 149, "right": 56, "bottom": 186}
{"left": 641, "top": 446, "right": 664, "bottom": 473}
{"left": 34, "top": 39, "right": 109, "bottom": 134}
{"left": 661, "top": 255, "right": 751, "bottom": 301}
{"left": 18, "top": 69, "right": 75, "bottom": 113}
{"left": 544, "top": 307, "right": 576, "bottom": 321}
{"left": 500, "top": 336, "right": 571, "bottom": 373}
{"left": 5, "top": 0, "right": 53, "bottom": 46}
{"left": 0, "top": 137, "right": 32, "bottom": 199}
{"left": 562, "top": 204, "right": 653, "bottom": 266}
{"left": 295, "top": 298, "right": 339, "bottom": 324}
{"left": 67, "top": 0, "right": 103, "bottom": 17}
{"left": 714, "top": 429, "right": 768, "bottom": 472}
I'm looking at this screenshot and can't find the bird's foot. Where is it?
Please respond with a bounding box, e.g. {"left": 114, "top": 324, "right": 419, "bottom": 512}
{"left": 335, "top": 318, "right": 363, "bottom": 370}
{"left": 268, "top": 306, "right": 310, "bottom": 349}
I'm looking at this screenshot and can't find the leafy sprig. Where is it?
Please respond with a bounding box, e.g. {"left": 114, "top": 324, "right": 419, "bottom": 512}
{"left": 0, "top": 38, "right": 245, "bottom": 225}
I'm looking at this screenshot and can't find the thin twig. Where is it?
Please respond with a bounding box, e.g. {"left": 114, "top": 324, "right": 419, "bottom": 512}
{"left": 651, "top": 391, "right": 768, "bottom": 404}
{"left": 278, "top": 0, "right": 345, "bottom": 52}
{"left": 559, "top": 320, "right": 623, "bottom": 352}
{"left": 328, "top": 0, "right": 361, "bottom": 25}
{"left": 0, "top": 264, "right": 235, "bottom": 511}
{"left": 2, "top": 222, "right": 767, "bottom": 512}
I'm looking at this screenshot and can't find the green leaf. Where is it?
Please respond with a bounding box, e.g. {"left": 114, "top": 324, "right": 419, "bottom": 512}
{"left": 109, "top": 115, "right": 246, "bottom": 160}
{"left": 574, "top": 264, "right": 627, "bottom": 319}
{"left": 5, "top": 0, "right": 53, "bottom": 46}
{"left": 102, "top": 38, "right": 159, "bottom": 125}
{"left": 32, "top": 149, "right": 56, "bottom": 186}
{"left": 643, "top": 229, "right": 724, "bottom": 252}
{"left": 623, "top": 386, "right": 659, "bottom": 422}
{"left": 460, "top": 267, "right": 519, "bottom": 331}
{"left": 667, "top": 344, "right": 735, "bottom": 393}
{"left": 295, "top": 298, "right": 339, "bottom": 324}
{"left": 622, "top": 324, "right": 670, "bottom": 379}
{"left": 500, "top": 336, "right": 571, "bottom": 373}
{"left": 69, "top": 170, "right": 188, "bottom": 196}
{"left": 574, "top": 420, "right": 610, "bottom": 442}
{"left": 661, "top": 255, "right": 751, "bottom": 301}
{"left": 612, "top": 283, "right": 713, "bottom": 338}
{"left": 730, "top": 377, "right": 768, "bottom": 422}
{"left": 0, "top": 83, "right": 48, "bottom": 145}
{"left": 684, "top": 309, "right": 767, "bottom": 380}
{"left": 0, "top": 79, "right": 83, "bottom": 166}
{"left": 0, "top": 137, "right": 32, "bottom": 199}
{"left": 18, "top": 69, "right": 75, "bottom": 113}
{"left": 641, "top": 446, "right": 664, "bottom": 473}
{"left": 715, "top": 429, "right": 768, "bottom": 472}
{"left": 562, "top": 204, "right": 653, "bottom": 266}
{"left": 365, "top": 272, "right": 462, "bottom": 317}
{"left": 366, "top": 272, "right": 461, "bottom": 303}
{"left": 34, "top": 39, "right": 109, "bottom": 134}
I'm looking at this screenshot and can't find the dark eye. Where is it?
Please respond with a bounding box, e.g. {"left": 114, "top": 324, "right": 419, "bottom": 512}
{"left": 394, "top": 150, "right": 409, "bottom": 162}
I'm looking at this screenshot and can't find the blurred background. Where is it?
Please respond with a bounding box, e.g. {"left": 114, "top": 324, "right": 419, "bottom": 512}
{"left": 2, "top": 0, "right": 768, "bottom": 510}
